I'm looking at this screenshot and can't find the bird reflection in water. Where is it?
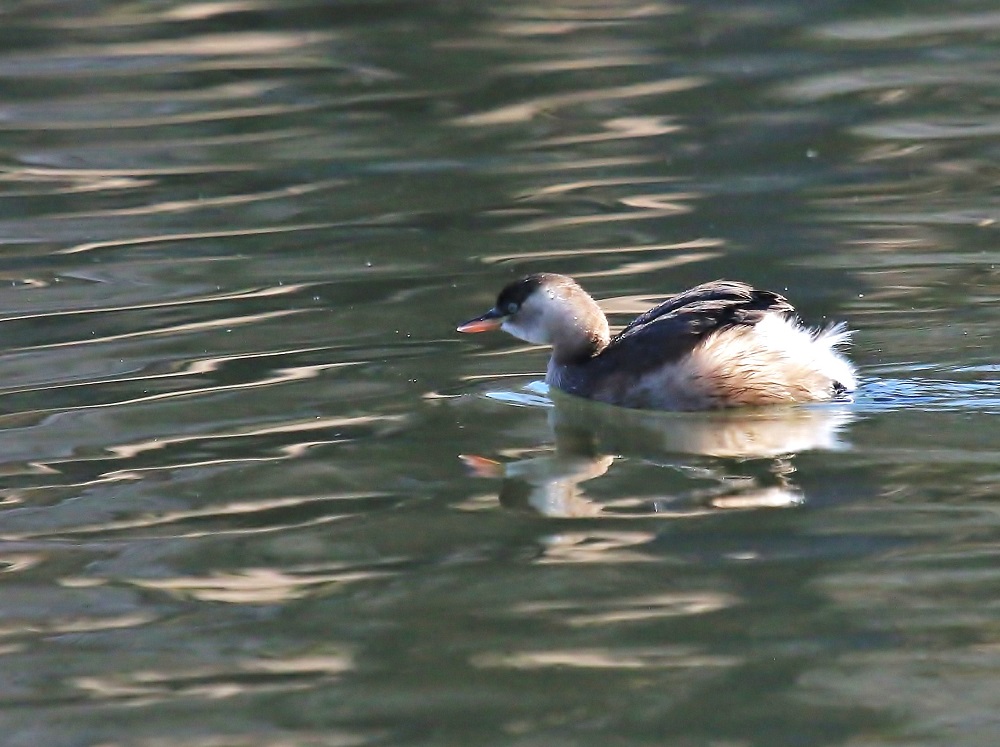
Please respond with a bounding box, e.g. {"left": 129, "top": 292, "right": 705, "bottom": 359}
{"left": 463, "top": 389, "right": 853, "bottom": 518}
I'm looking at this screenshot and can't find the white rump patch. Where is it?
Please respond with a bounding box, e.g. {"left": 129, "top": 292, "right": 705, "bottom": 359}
{"left": 687, "top": 314, "right": 857, "bottom": 406}
{"left": 612, "top": 314, "right": 857, "bottom": 409}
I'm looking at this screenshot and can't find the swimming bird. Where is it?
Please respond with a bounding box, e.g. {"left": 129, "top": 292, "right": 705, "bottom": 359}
{"left": 457, "top": 273, "right": 856, "bottom": 411}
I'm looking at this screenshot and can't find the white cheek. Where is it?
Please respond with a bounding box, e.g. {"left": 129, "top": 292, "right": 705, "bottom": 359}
{"left": 502, "top": 318, "right": 548, "bottom": 345}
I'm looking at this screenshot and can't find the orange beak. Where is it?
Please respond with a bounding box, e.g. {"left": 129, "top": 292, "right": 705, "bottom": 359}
{"left": 459, "top": 454, "right": 503, "bottom": 478}
{"left": 457, "top": 308, "right": 505, "bottom": 334}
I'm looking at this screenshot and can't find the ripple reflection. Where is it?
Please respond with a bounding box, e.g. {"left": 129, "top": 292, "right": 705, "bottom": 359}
{"left": 72, "top": 652, "right": 352, "bottom": 706}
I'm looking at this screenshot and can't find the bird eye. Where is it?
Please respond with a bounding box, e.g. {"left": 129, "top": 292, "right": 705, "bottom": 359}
{"left": 506, "top": 302, "right": 519, "bottom": 314}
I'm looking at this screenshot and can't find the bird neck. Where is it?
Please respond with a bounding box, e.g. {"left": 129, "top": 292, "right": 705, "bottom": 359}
{"left": 550, "top": 302, "right": 610, "bottom": 364}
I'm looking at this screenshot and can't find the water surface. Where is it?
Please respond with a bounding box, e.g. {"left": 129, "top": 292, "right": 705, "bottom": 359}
{"left": 0, "top": 1, "right": 998, "bottom": 745}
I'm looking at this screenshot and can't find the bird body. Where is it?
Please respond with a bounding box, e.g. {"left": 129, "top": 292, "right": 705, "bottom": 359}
{"left": 458, "top": 273, "right": 856, "bottom": 411}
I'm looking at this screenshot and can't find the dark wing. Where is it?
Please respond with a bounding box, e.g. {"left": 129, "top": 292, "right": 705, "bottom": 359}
{"left": 617, "top": 280, "right": 794, "bottom": 337}
{"left": 596, "top": 280, "right": 796, "bottom": 373}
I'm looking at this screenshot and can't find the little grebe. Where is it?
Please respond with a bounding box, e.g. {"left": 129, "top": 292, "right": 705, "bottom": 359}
{"left": 458, "top": 273, "right": 856, "bottom": 411}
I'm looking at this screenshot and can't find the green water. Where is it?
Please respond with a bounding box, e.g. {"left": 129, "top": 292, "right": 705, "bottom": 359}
{"left": 0, "top": 1, "right": 997, "bottom": 745}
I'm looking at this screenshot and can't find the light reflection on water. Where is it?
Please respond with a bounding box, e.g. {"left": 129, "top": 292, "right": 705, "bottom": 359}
{"left": 0, "top": 0, "right": 995, "bottom": 745}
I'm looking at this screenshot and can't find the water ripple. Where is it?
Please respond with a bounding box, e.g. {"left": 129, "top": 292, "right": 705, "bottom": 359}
{"left": 71, "top": 652, "right": 352, "bottom": 705}
{"left": 0, "top": 283, "right": 313, "bottom": 323}
{"left": 815, "top": 11, "right": 1000, "bottom": 41}
{"left": 453, "top": 77, "right": 704, "bottom": 127}
{"left": 502, "top": 191, "right": 698, "bottom": 233}
{"left": 119, "top": 562, "right": 399, "bottom": 604}
{"left": 481, "top": 237, "right": 723, "bottom": 265}
{"left": 5, "top": 492, "right": 393, "bottom": 541}
{"left": 7, "top": 310, "right": 303, "bottom": 353}
{"left": 472, "top": 646, "right": 739, "bottom": 670}
{"left": 856, "top": 376, "right": 1000, "bottom": 415}
{"left": 780, "top": 65, "right": 999, "bottom": 102}
{"left": 513, "top": 592, "right": 737, "bottom": 626}
{"left": 0, "top": 31, "right": 337, "bottom": 78}
{"left": 57, "top": 220, "right": 381, "bottom": 256}
{"left": 854, "top": 115, "right": 1000, "bottom": 140}
{"left": 62, "top": 178, "right": 345, "bottom": 220}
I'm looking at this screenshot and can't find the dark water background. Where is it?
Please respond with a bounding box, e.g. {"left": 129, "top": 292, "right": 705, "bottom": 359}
{"left": 0, "top": 1, "right": 999, "bottom": 745}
